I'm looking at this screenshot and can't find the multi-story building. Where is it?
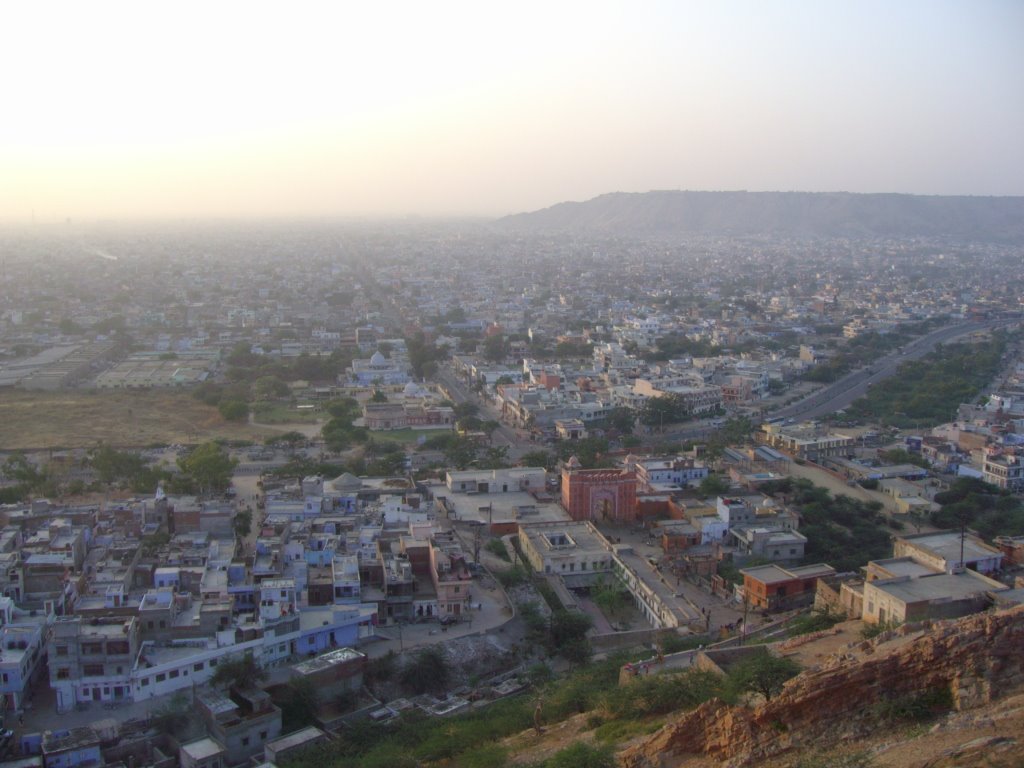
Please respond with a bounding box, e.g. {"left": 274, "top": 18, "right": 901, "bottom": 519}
{"left": 429, "top": 533, "right": 472, "bottom": 620}
{"left": 632, "top": 456, "right": 709, "bottom": 489}
{"left": 48, "top": 616, "right": 141, "bottom": 712}
{"left": 982, "top": 451, "right": 1024, "bottom": 492}
{"left": 0, "top": 597, "right": 51, "bottom": 711}
{"left": 197, "top": 686, "right": 282, "bottom": 766}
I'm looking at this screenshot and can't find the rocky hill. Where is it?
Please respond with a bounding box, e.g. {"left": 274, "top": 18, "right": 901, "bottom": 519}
{"left": 619, "top": 605, "right": 1024, "bottom": 768}
{"left": 499, "top": 191, "right": 1024, "bottom": 241}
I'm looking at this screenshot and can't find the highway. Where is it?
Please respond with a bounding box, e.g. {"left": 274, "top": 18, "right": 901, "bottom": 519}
{"left": 770, "top": 321, "right": 990, "bottom": 423}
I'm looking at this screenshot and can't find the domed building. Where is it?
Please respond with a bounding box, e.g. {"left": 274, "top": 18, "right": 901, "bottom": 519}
{"left": 348, "top": 348, "right": 411, "bottom": 385}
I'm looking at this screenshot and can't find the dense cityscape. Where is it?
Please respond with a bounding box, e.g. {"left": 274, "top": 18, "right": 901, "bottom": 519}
{"left": 0, "top": 214, "right": 1021, "bottom": 767}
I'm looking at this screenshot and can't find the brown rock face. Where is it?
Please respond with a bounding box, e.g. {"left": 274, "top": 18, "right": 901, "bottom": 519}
{"left": 620, "top": 606, "right": 1024, "bottom": 767}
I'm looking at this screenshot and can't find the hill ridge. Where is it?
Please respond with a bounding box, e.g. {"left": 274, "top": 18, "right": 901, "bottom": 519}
{"left": 499, "top": 190, "right": 1024, "bottom": 240}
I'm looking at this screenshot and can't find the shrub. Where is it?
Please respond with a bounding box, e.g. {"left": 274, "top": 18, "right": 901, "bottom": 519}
{"left": 547, "top": 742, "right": 615, "bottom": 768}
{"left": 485, "top": 538, "right": 510, "bottom": 561}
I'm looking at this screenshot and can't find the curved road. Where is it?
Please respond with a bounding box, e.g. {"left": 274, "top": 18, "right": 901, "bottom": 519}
{"left": 771, "top": 321, "right": 991, "bottom": 423}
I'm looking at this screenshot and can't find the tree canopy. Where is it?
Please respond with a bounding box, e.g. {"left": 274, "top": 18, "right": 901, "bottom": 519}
{"left": 726, "top": 651, "right": 801, "bottom": 702}
{"left": 178, "top": 442, "right": 237, "bottom": 495}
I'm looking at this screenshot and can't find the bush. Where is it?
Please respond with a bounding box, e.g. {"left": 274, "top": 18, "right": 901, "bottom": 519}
{"left": 485, "top": 538, "right": 510, "bottom": 561}
{"left": 495, "top": 565, "right": 529, "bottom": 588}
{"left": 787, "top": 608, "right": 842, "bottom": 638}
{"left": 400, "top": 647, "right": 450, "bottom": 695}
{"left": 603, "top": 669, "right": 722, "bottom": 718}
{"left": 860, "top": 620, "right": 901, "bottom": 640}
{"left": 547, "top": 742, "right": 615, "bottom": 768}
{"left": 869, "top": 687, "right": 953, "bottom": 724}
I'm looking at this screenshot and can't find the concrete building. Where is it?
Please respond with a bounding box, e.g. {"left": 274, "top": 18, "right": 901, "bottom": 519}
{"left": 264, "top": 726, "right": 329, "bottom": 765}
{"left": 196, "top": 686, "right": 282, "bottom": 767}
{"left": 445, "top": 467, "right": 546, "bottom": 494}
{"left": 632, "top": 456, "right": 709, "bottom": 489}
{"left": 518, "top": 521, "right": 615, "bottom": 577}
{"left": 741, "top": 563, "right": 836, "bottom": 611}
{"left": 982, "top": 451, "right": 1024, "bottom": 491}
{"left": 180, "top": 737, "right": 227, "bottom": 768}
{"left": 47, "top": 616, "right": 140, "bottom": 713}
{"left": 0, "top": 597, "right": 51, "bottom": 710}
{"left": 561, "top": 460, "right": 638, "bottom": 523}
{"left": 862, "top": 569, "right": 1007, "bottom": 625}
{"left": 893, "top": 532, "right": 1004, "bottom": 575}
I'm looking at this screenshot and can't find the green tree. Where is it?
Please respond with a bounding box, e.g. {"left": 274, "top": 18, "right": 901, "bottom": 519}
{"left": 444, "top": 436, "right": 479, "bottom": 470}
{"left": 453, "top": 402, "right": 479, "bottom": 420}
{"left": 218, "top": 399, "right": 249, "bottom": 421}
{"left": 605, "top": 406, "right": 636, "bottom": 433}
{"left": 254, "top": 375, "right": 290, "bottom": 400}
{"left": 727, "top": 652, "right": 801, "bottom": 702}
{"left": 520, "top": 450, "right": 554, "bottom": 470}
{"left": 482, "top": 334, "right": 508, "bottom": 362}
{"left": 400, "top": 647, "right": 450, "bottom": 695}
{"left": 178, "top": 442, "right": 237, "bottom": 495}
{"left": 327, "top": 397, "right": 361, "bottom": 421}
{"left": 370, "top": 389, "right": 388, "bottom": 403}
{"left": 233, "top": 509, "right": 253, "bottom": 539}
{"left": 211, "top": 654, "right": 267, "bottom": 690}
{"left": 699, "top": 473, "right": 731, "bottom": 497}
{"left": 152, "top": 693, "right": 192, "bottom": 737}
{"left": 279, "top": 677, "right": 321, "bottom": 730}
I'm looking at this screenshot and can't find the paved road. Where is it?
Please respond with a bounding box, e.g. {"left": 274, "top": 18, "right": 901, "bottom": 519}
{"left": 434, "top": 366, "right": 529, "bottom": 453}
{"left": 771, "top": 321, "right": 989, "bottom": 423}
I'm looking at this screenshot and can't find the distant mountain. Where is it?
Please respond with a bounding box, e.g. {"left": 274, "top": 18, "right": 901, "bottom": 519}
{"left": 499, "top": 191, "right": 1024, "bottom": 241}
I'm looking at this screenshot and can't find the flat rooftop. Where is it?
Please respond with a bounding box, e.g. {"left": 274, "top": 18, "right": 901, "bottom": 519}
{"left": 872, "top": 570, "right": 1006, "bottom": 603}
{"left": 519, "top": 520, "right": 612, "bottom": 554}
{"left": 742, "top": 563, "right": 835, "bottom": 584}
{"left": 899, "top": 532, "right": 1002, "bottom": 564}
{"left": 445, "top": 492, "right": 568, "bottom": 525}
{"left": 180, "top": 737, "right": 225, "bottom": 761}
{"left": 871, "top": 557, "right": 939, "bottom": 579}
{"left": 292, "top": 647, "right": 365, "bottom": 675}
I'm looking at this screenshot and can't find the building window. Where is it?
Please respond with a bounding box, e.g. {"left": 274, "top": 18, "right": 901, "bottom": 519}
{"left": 155, "top": 673, "right": 166, "bottom": 682}
{"left": 56, "top": 668, "right": 70, "bottom": 680}
{"left": 169, "top": 670, "right": 179, "bottom": 679}
{"left": 242, "top": 737, "right": 250, "bottom": 747}
{"left": 141, "top": 678, "right": 149, "bottom": 686}
{"left": 83, "top": 664, "right": 104, "bottom": 677}
{"left": 194, "top": 663, "right": 204, "bottom": 672}
{"left": 259, "top": 731, "right": 267, "bottom": 741}
{"left": 82, "top": 643, "right": 103, "bottom": 655}
{"left": 55, "top": 645, "right": 69, "bottom": 657}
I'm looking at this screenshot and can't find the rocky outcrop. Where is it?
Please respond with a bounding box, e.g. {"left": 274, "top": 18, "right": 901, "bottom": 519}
{"left": 620, "top": 606, "right": 1024, "bottom": 767}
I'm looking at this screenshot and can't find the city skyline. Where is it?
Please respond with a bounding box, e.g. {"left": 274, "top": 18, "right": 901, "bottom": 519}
{"left": 2, "top": 0, "right": 1022, "bottom": 220}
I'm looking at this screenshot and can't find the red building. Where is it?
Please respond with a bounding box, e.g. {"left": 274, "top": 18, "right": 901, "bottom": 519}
{"left": 741, "top": 563, "right": 836, "bottom": 610}
{"left": 561, "top": 458, "right": 638, "bottom": 522}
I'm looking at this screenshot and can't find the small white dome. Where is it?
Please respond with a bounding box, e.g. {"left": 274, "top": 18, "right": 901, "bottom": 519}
{"left": 370, "top": 351, "right": 386, "bottom": 366}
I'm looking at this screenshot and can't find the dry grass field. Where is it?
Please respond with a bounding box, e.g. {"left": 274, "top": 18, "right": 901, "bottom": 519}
{"left": 0, "top": 389, "right": 275, "bottom": 449}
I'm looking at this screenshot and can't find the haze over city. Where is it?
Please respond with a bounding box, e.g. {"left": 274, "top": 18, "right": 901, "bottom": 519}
{"left": 2, "top": 0, "right": 1023, "bottom": 220}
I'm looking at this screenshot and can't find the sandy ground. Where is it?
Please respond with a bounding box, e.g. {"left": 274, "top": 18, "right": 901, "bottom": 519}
{"left": 0, "top": 389, "right": 272, "bottom": 449}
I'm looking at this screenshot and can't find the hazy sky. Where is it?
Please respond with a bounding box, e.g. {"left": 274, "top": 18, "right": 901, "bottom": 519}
{"left": 2, "top": 0, "right": 1022, "bottom": 219}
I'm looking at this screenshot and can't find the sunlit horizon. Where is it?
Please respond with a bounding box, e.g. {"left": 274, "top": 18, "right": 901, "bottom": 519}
{"left": 2, "top": 0, "right": 1022, "bottom": 221}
